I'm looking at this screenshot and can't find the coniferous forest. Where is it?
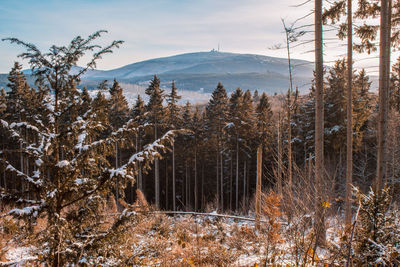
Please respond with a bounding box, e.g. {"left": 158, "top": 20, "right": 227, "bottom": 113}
{"left": 1, "top": 0, "right": 400, "bottom": 266}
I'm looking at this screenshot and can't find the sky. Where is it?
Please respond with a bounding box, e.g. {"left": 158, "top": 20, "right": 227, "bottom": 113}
{"left": 0, "top": 0, "right": 387, "bottom": 74}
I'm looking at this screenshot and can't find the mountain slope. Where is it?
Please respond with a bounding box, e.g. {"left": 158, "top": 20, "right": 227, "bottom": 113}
{"left": 1, "top": 51, "right": 315, "bottom": 94}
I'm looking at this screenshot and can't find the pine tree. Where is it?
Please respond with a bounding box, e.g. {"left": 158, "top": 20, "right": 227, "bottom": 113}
{"left": 1, "top": 32, "right": 179, "bottom": 265}
{"left": 228, "top": 88, "right": 244, "bottom": 211}
{"left": 4, "top": 62, "right": 33, "bottom": 193}
{"left": 0, "top": 88, "right": 6, "bottom": 115}
{"left": 192, "top": 106, "right": 204, "bottom": 211}
{"left": 182, "top": 101, "right": 193, "bottom": 209}
{"left": 108, "top": 79, "right": 130, "bottom": 202}
{"left": 206, "top": 82, "right": 228, "bottom": 210}
{"left": 80, "top": 86, "right": 92, "bottom": 117}
{"left": 256, "top": 93, "right": 273, "bottom": 151}
{"left": 109, "top": 79, "right": 129, "bottom": 130}
{"left": 390, "top": 57, "right": 400, "bottom": 111}
{"left": 353, "top": 69, "right": 372, "bottom": 150}
{"left": 131, "top": 95, "right": 146, "bottom": 192}
{"left": 5, "top": 62, "right": 31, "bottom": 123}
{"left": 353, "top": 187, "right": 400, "bottom": 265}
{"left": 145, "top": 75, "right": 165, "bottom": 208}
{"left": 166, "top": 81, "right": 182, "bottom": 211}
{"left": 324, "top": 60, "right": 347, "bottom": 153}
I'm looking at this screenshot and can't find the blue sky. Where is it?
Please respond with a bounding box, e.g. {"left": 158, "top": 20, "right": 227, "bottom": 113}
{"left": 0, "top": 0, "right": 317, "bottom": 72}
{"left": 0, "top": 0, "right": 385, "bottom": 74}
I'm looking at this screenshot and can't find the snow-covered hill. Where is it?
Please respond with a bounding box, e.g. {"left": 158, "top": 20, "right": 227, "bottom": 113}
{"left": 1, "top": 51, "right": 315, "bottom": 95}
{"left": 81, "top": 51, "right": 314, "bottom": 93}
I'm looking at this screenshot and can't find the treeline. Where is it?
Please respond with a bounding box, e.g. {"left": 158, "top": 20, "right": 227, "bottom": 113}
{"left": 2, "top": 57, "right": 400, "bottom": 213}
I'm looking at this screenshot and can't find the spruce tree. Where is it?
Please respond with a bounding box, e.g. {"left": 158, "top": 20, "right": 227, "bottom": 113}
{"left": 131, "top": 95, "right": 146, "bottom": 192}
{"left": 324, "top": 60, "right": 347, "bottom": 153}
{"left": 206, "top": 82, "right": 228, "bottom": 210}
{"left": 228, "top": 88, "right": 244, "bottom": 211}
{"left": 353, "top": 69, "right": 372, "bottom": 150}
{"left": 1, "top": 32, "right": 178, "bottom": 265}
{"left": 390, "top": 57, "right": 400, "bottom": 111}
{"left": 145, "top": 75, "right": 165, "bottom": 208}
{"left": 108, "top": 79, "right": 130, "bottom": 202}
{"left": 166, "top": 81, "right": 182, "bottom": 211}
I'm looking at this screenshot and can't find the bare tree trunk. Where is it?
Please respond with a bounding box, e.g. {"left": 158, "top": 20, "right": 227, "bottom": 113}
{"left": 246, "top": 160, "right": 250, "bottom": 208}
{"left": 255, "top": 145, "right": 262, "bottom": 230}
{"left": 138, "top": 164, "right": 143, "bottom": 191}
{"left": 155, "top": 126, "right": 160, "bottom": 209}
{"left": 201, "top": 157, "right": 204, "bottom": 211}
{"left": 220, "top": 153, "right": 224, "bottom": 210}
{"left": 314, "top": 0, "right": 326, "bottom": 245}
{"left": 287, "top": 94, "right": 293, "bottom": 200}
{"left": 277, "top": 111, "right": 283, "bottom": 196}
{"left": 216, "top": 150, "right": 219, "bottom": 210}
{"left": 345, "top": 0, "right": 353, "bottom": 228}
{"left": 185, "top": 160, "right": 189, "bottom": 210}
{"left": 230, "top": 152, "right": 233, "bottom": 211}
{"left": 376, "top": 0, "right": 390, "bottom": 191}
{"left": 243, "top": 160, "right": 246, "bottom": 208}
{"left": 195, "top": 147, "right": 198, "bottom": 211}
{"left": 165, "top": 159, "right": 169, "bottom": 210}
{"left": 115, "top": 142, "right": 119, "bottom": 201}
{"left": 236, "top": 137, "right": 239, "bottom": 211}
{"left": 173, "top": 143, "right": 176, "bottom": 211}
{"left": 285, "top": 22, "right": 294, "bottom": 197}
{"left": 20, "top": 141, "right": 24, "bottom": 193}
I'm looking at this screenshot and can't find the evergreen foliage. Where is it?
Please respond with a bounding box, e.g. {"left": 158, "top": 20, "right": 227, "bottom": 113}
{"left": 353, "top": 187, "right": 400, "bottom": 265}
{"left": 0, "top": 32, "right": 179, "bottom": 265}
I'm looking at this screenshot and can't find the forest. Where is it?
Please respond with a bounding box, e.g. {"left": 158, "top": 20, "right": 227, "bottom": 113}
{"left": 1, "top": 0, "right": 400, "bottom": 266}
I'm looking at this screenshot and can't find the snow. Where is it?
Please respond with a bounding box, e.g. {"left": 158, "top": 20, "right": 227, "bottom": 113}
{"left": 56, "top": 160, "right": 70, "bottom": 168}
{"left": 1, "top": 119, "right": 9, "bottom": 128}
{"left": 9, "top": 122, "right": 39, "bottom": 132}
{"left": 47, "top": 189, "right": 57, "bottom": 198}
{"left": 8, "top": 205, "right": 41, "bottom": 217}
{"left": 4, "top": 246, "right": 37, "bottom": 265}
{"left": 75, "top": 178, "right": 88, "bottom": 185}
{"left": 109, "top": 168, "right": 126, "bottom": 178}
{"left": 35, "top": 159, "right": 43, "bottom": 166}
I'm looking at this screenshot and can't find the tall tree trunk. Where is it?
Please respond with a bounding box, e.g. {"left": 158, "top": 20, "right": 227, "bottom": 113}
{"left": 115, "top": 142, "right": 119, "bottom": 201}
{"left": 230, "top": 152, "right": 233, "bottom": 211}
{"left": 287, "top": 95, "right": 293, "bottom": 200}
{"left": 220, "top": 153, "right": 224, "bottom": 210}
{"left": 345, "top": 0, "right": 353, "bottom": 228}
{"left": 195, "top": 146, "right": 198, "bottom": 211}
{"left": 201, "top": 157, "right": 204, "bottom": 211}
{"left": 155, "top": 125, "right": 160, "bottom": 209}
{"left": 255, "top": 145, "right": 262, "bottom": 230}
{"left": 277, "top": 111, "right": 283, "bottom": 196}
{"left": 376, "top": 0, "right": 390, "bottom": 191}
{"left": 20, "top": 141, "right": 24, "bottom": 193}
{"left": 186, "top": 160, "right": 189, "bottom": 210}
{"left": 243, "top": 160, "right": 246, "bottom": 210}
{"left": 285, "top": 23, "right": 294, "bottom": 198}
{"left": 165, "top": 159, "right": 169, "bottom": 210}
{"left": 172, "top": 143, "right": 176, "bottom": 211}
{"left": 216, "top": 148, "right": 219, "bottom": 210}
{"left": 386, "top": 0, "right": 392, "bottom": 181}
{"left": 314, "top": 0, "right": 326, "bottom": 245}
{"left": 236, "top": 137, "right": 239, "bottom": 211}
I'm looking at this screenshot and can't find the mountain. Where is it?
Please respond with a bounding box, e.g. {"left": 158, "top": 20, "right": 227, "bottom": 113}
{"left": 1, "top": 51, "right": 315, "bottom": 94}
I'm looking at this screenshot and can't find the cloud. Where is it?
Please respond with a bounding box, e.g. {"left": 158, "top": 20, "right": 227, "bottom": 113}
{"left": 1, "top": 0, "right": 393, "bottom": 79}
